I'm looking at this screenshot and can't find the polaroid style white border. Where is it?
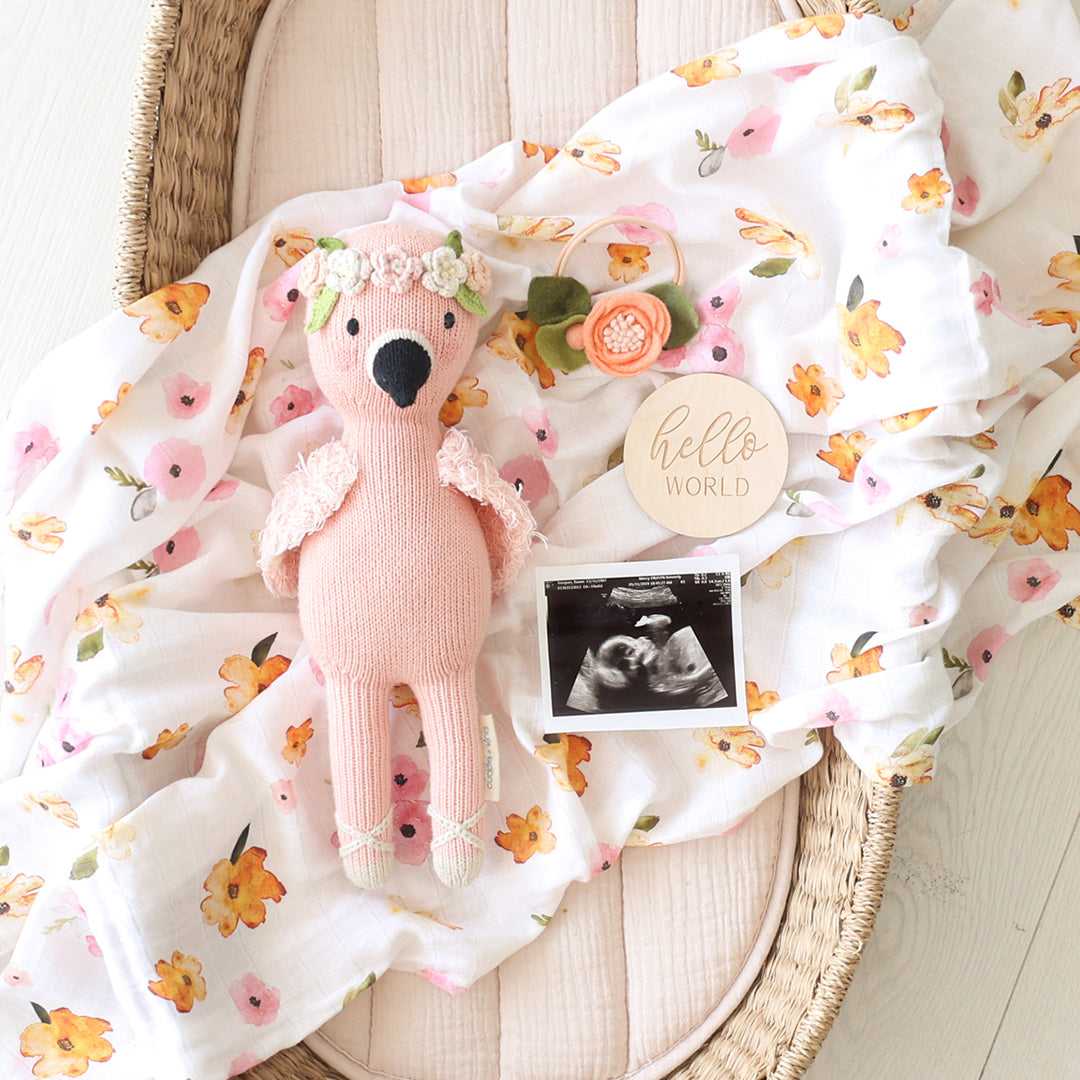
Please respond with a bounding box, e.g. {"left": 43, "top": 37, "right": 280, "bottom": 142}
{"left": 535, "top": 554, "right": 747, "bottom": 734}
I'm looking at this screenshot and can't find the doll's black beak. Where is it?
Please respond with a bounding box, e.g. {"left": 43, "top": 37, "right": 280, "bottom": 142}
{"left": 370, "top": 335, "right": 431, "bottom": 408}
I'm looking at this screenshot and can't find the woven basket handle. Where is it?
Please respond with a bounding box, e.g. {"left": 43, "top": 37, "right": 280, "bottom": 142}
{"left": 553, "top": 215, "right": 687, "bottom": 288}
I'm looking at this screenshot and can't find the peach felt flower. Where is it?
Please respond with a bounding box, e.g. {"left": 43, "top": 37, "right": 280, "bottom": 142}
{"left": 124, "top": 282, "right": 211, "bottom": 344}
{"left": 148, "top": 952, "right": 207, "bottom": 1013}
{"left": 495, "top": 805, "right": 557, "bottom": 863}
{"left": 672, "top": 50, "right": 741, "bottom": 85}
{"left": 19, "top": 1007, "right": 114, "bottom": 1077}
{"left": 582, "top": 292, "right": 671, "bottom": 376}
{"left": 901, "top": 169, "right": 952, "bottom": 213}
{"left": 786, "top": 363, "right": 844, "bottom": 417}
{"left": 607, "top": 243, "right": 650, "bottom": 283}
{"left": 837, "top": 300, "right": 906, "bottom": 379}
{"left": 439, "top": 376, "right": 488, "bottom": 427}
{"left": 534, "top": 734, "right": 592, "bottom": 796}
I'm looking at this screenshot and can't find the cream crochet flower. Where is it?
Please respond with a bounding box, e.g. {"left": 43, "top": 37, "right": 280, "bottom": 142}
{"left": 421, "top": 246, "right": 468, "bottom": 298}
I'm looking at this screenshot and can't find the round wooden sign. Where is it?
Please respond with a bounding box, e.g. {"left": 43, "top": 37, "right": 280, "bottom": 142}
{"left": 623, "top": 374, "right": 789, "bottom": 538}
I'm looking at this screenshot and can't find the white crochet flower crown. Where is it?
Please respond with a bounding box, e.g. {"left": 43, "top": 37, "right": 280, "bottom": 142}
{"left": 300, "top": 229, "right": 491, "bottom": 333}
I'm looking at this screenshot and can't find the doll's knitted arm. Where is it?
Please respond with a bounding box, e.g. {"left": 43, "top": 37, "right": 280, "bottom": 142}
{"left": 436, "top": 428, "right": 537, "bottom": 595}
{"left": 257, "top": 440, "right": 359, "bottom": 597}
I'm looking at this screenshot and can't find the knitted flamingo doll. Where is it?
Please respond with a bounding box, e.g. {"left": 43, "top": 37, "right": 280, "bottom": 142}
{"left": 258, "top": 223, "right": 535, "bottom": 888}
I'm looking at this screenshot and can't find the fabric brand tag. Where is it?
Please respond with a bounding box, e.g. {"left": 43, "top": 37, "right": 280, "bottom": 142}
{"left": 479, "top": 713, "right": 500, "bottom": 801}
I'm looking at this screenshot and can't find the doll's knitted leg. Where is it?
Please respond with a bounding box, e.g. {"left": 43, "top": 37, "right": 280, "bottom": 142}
{"left": 327, "top": 672, "right": 394, "bottom": 889}
{"left": 413, "top": 672, "right": 486, "bottom": 887}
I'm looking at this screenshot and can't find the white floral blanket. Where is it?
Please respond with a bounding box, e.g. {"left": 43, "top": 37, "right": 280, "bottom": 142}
{"left": 4, "top": 1, "right": 1080, "bottom": 1076}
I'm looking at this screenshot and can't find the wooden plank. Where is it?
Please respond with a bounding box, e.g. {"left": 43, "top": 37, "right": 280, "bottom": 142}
{"left": 806, "top": 618, "right": 1080, "bottom": 1080}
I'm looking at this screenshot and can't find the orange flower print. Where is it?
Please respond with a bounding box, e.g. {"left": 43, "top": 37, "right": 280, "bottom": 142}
{"left": 746, "top": 682, "right": 779, "bottom": 714}
{"left": 672, "top": 49, "right": 741, "bottom": 86}
{"left": 876, "top": 744, "right": 934, "bottom": 787}
{"left": 967, "top": 495, "right": 1019, "bottom": 545}
{"left": 522, "top": 141, "right": 560, "bottom": 164}
{"left": 495, "top": 213, "right": 574, "bottom": 243}
{"left": 148, "top": 951, "right": 207, "bottom": 1013}
{"left": 495, "top": 805, "right": 557, "bottom": 863}
{"left": 390, "top": 683, "right": 421, "bottom": 720}
{"left": 5, "top": 647, "right": 44, "bottom": 696}
{"left": 124, "top": 282, "right": 211, "bottom": 344}
{"left": 19, "top": 1006, "right": 114, "bottom": 1078}
{"left": 24, "top": 791, "right": 79, "bottom": 829}
{"left": 561, "top": 133, "right": 621, "bottom": 175}
{"left": 1048, "top": 250, "right": 1080, "bottom": 293}
{"left": 1011, "top": 474, "right": 1080, "bottom": 551}
{"left": 0, "top": 871, "right": 45, "bottom": 919}
{"left": 1029, "top": 308, "right": 1079, "bottom": 332}
{"left": 1003, "top": 77, "right": 1080, "bottom": 151}
{"left": 787, "top": 363, "right": 844, "bottom": 417}
{"left": 439, "top": 376, "right": 488, "bottom": 428}
{"left": 220, "top": 633, "right": 291, "bottom": 713}
{"left": 400, "top": 172, "right": 456, "bottom": 194}
{"left": 880, "top": 408, "right": 935, "bottom": 432}
{"left": 74, "top": 589, "right": 148, "bottom": 644}
{"left": 1055, "top": 595, "right": 1080, "bottom": 626}
{"left": 837, "top": 300, "right": 906, "bottom": 379}
{"left": 901, "top": 169, "right": 952, "bottom": 213}
{"left": 227, "top": 347, "right": 267, "bottom": 435}
{"left": 783, "top": 14, "right": 846, "bottom": 38}
{"left": 201, "top": 827, "right": 287, "bottom": 937}
{"left": 818, "top": 96, "right": 915, "bottom": 133}
{"left": 693, "top": 726, "right": 766, "bottom": 768}
{"left": 534, "top": 734, "right": 592, "bottom": 796}
{"left": 90, "top": 382, "right": 132, "bottom": 434}
{"left": 141, "top": 724, "right": 191, "bottom": 760}
{"left": 282, "top": 718, "right": 314, "bottom": 765}
{"left": 269, "top": 223, "right": 316, "bottom": 267}
{"left": 607, "top": 243, "right": 650, "bottom": 283}
{"left": 893, "top": 6, "right": 914, "bottom": 30}
{"left": 735, "top": 208, "right": 815, "bottom": 262}
{"left": 918, "top": 483, "right": 990, "bottom": 530}
{"left": 827, "top": 642, "right": 884, "bottom": 682}
{"left": 486, "top": 311, "right": 556, "bottom": 389}
{"left": 10, "top": 513, "right": 66, "bottom": 553}
{"left": 817, "top": 430, "right": 875, "bottom": 482}
{"left": 752, "top": 547, "right": 792, "bottom": 590}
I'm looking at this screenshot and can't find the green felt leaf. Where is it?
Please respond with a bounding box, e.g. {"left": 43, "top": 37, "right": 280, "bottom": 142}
{"left": 69, "top": 848, "right": 99, "bottom": 880}
{"left": 31, "top": 1002, "right": 51, "bottom": 1025}
{"left": 998, "top": 88, "right": 1018, "bottom": 125}
{"left": 527, "top": 275, "right": 592, "bottom": 325}
{"left": 634, "top": 814, "right": 660, "bottom": 833}
{"left": 1007, "top": 70, "right": 1026, "bottom": 101}
{"left": 251, "top": 632, "right": 277, "bottom": 668}
{"left": 750, "top": 257, "right": 795, "bottom": 279}
{"left": 304, "top": 286, "right": 339, "bottom": 333}
{"left": 846, "top": 275, "right": 865, "bottom": 312}
{"left": 76, "top": 630, "right": 104, "bottom": 663}
{"left": 456, "top": 284, "right": 489, "bottom": 318}
{"left": 535, "top": 315, "right": 589, "bottom": 373}
{"left": 850, "top": 630, "right": 876, "bottom": 658}
{"left": 852, "top": 65, "right": 877, "bottom": 94}
{"left": 834, "top": 74, "right": 853, "bottom": 113}
{"left": 646, "top": 282, "right": 700, "bottom": 349}
{"left": 445, "top": 230, "right": 464, "bottom": 256}
{"left": 316, "top": 236, "right": 346, "bottom": 251}
{"left": 0, "top": 845, "right": 9, "bottom": 867}
{"left": 230, "top": 824, "right": 251, "bottom": 866}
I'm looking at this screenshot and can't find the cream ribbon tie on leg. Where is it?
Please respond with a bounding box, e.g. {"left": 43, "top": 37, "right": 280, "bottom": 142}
{"left": 428, "top": 805, "right": 486, "bottom": 852}
{"left": 336, "top": 810, "right": 395, "bottom": 858}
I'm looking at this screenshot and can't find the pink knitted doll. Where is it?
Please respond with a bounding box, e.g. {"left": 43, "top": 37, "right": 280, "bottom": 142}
{"left": 258, "top": 223, "right": 535, "bottom": 888}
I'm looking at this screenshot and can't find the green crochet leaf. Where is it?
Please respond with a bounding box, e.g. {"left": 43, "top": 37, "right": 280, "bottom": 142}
{"left": 536, "top": 314, "right": 589, "bottom": 372}
{"left": 456, "top": 285, "right": 489, "bottom": 318}
{"left": 646, "top": 282, "right": 700, "bottom": 349}
{"left": 445, "top": 230, "right": 464, "bottom": 256}
{"left": 528, "top": 275, "right": 592, "bottom": 325}
{"left": 317, "top": 236, "right": 346, "bottom": 251}
{"left": 305, "top": 286, "right": 339, "bottom": 333}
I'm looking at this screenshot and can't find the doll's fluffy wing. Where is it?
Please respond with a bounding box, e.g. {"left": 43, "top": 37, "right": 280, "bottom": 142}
{"left": 437, "top": 428, "right": 538, "bottom": 596}
{"left": 257, "top": 440, "right": 359, "bottom": 598}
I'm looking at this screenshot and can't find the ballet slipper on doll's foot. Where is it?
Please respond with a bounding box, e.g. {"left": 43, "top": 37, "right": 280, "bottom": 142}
{"left": 429, "top": 806, "right": 486, "bottom": 887}
{"left": 336, "top": 810, "right": 394, "bottom": 889}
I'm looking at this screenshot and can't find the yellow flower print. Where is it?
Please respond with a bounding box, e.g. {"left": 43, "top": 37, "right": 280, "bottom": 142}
{"left": 439, "top": 376, "right": 488, "bottom": 428}
{"left": 486, "top": 311, "right": 556, "bottom": 389}
{"left": 1003, "top": 77, "right": 1080, "bottom": 151}
{"left": 0, "top": 871, "right": 45, "bottom": 919}
{"left": 521, "top": 141, "right": 560, "bottom": 164}
{"left": 875, "top": 744, "right": 934, "bottom": 787}
{"left": 672, "top": 49, "right": 740, "bottom": 86}
{"left": 607, "top": 243, "right": 650, "bottom": 283}
{"left": 827, "top": 641, "right": 884, "bottom": 682}
{"left": 786, "top": 363, "right": 844, "bottom": 417}
{"left": 219, "top": 652, "right": 291, "bottom": 714}
{"left": 1048, "top": 250, "right": 1080, "bottom": 292}
{"left": 282, "top": 718, "right": 314, "bottom": 765}
{"left": 561, "top": 133, "right": 621, "bottom": 175}
{"left": 10, "top": 513, "right": 66, "bottom": 553}
{"left": 917, "top": 483, "right": 990, "bottom": 530}
{"left": 818, "top": 95, "right": 916, "bottom": 133}
{"left": 141, "top": 724, "right": 191, "bottom": 760}
{"left": 751, "top": 548, "right": 792, "bottom": 590}
{"left": 201, "top": 830, "right": 287, "bottom": 937}
{"left": 124, "top": 282, "right": 211, "bottom": 344}
{"left": 494, "top": 805, "right": 557, "bottom": 863}
{"left": 5, "top": 647, "right": 44, "bottom": 696}
{"left": 746, "top": 681, "right": 780, "bottom": 714}
{"left": 1029, "top": 307, "right": 1079, "bottom": 332}
{"left": 390, "top": 684, "right": 421, "bottom": 721}
{"left": 227, "top": 347, "right": 267, "bottom": 435}
{"left": 892, "top": 6, "right": 914, "bottom": 30}
{"left": 967, "top": 495, "right": 1019, "bottom": 545}
{"left": 1054, "top": 596, "right": 1080, "bottom": 626}
{"left": 94, "top": 821, "right": 136, "bottom": 861}
{"left": 901, "top": 169, "right": 952, "bottom": 213}
{"left": 837, "top": 300, "right": 906, "bottom": 379}
{"left": 269, "top": 224, "right": 315, "bottom": 267}
{"left": 534, "top": 734, "right": 592, "bottom": 796}
{"left": 24, "top": 791, "right": 79, "bottom": 829}
{"left": 817, "top": 430, "right": 875, "bottom": 482}
{"left": 693, "top": 726, "right": 766, "bottom": 768}
{"left": 880, "top": 408, "right": 935, "bottom": 432}
{"left": 387, "top": 894, "right": 462, "bottom": 931}
{"left": 74, "top": 588, "right": 149, "bottom": 644}
{"left": 735, "top": 208, "right": 815, "bottom": 261}
{"left": 494, "top": 214, "right": 574, "bottom": 246}
{"left": 148, "top": 951, "right": 208, "bottom": 1013}
{"left": 400, "top": 172, "right": 456, "bottom": 194}
{"left": 783, "top": 14, "right": 846, "bottom": 38}
{"left": 20, "top": 1006, "right": 114, "bottom": 1078}
{"left": 1010, "top": 474, "right": 1080, "bottom": 551}
{"left": 91, "top": 382, "right": 132, "bottom": 434}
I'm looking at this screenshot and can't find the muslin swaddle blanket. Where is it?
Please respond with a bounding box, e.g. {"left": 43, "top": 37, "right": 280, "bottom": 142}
{"left": 5, "top": 1, "right": 1080, "bottom": 1076}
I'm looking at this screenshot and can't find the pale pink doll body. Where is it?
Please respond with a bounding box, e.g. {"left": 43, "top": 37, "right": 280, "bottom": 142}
{"left": 259, "top": 223, "right": 534, "bottom": 888}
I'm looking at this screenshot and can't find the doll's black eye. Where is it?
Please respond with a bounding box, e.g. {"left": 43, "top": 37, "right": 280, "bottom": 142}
{"left": 444, "top": 311, "right": 456, "bottom": 329}
{"left": 346, "top": 318, "right": 360, "bottom": 336}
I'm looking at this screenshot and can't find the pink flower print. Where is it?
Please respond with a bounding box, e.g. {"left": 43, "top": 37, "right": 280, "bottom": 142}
{"left": 967, "top": 624, "right": 1011, "bottom": 681}
{"left": 10, "top": 422, "right": 58, "bottom": 473}
{"left": 614, "top": 203, "right": 678, "bottom": 244}
{"left": 393, "top": 800, "right": 432, "bottom": 866}
{"left": 971, "top": 272, "right": 1001, "bottom": 317}
{"left": 230, "top": 973, "right": 281, "bottom": 1026}
{"left": 909, "top": 603, "right": 939, "bottom": 627}
{"left": 690, "top": 544, "right": 717, "bottom": 557}
{"left": 308, "top": 654, "right": 326, "bottom": 687}
{"left": 1007, "top": 557, "right": 1061, "bottom": 603}
{"left": 205, "top": 477, "right": 238, "bottom": 501}
{"left": 390, "top": 754, "right": 429, "bottom": 803}
{"left": 270, "top": 778, "right": 297, "bottom": 814}
{"left": 590, "top": 842, "right": 621, "bottom": 877}
{"left": 144, "top": 438, "right": 206, "bottom": 501}
{"left": 59, "top": 889, "right": 88, "bottom": 921}
{"left": 37, "top": 717, "right": 96, "bottom": 767}
{"left": 687, "top": 324, "right": 745, "bottom": 376}
{"left": 953, "top": 175, "right": 980, "bottom": 218}
{"left": 192, "top": 736, "right": 207, "bottom": 774}
{"left": 807, "top": 499, "right": 849, "bottom": 526}
{"left": 522, "top": 407, "right": 559, "bottom": 459}
{"left": 773, "top": 62, "right": 820, "bottom": 82}
{"left": 809, "top": 688, "right": 861, "bottom": 727}
{"left": 152, "top": 526, "right": 200, "bottom": 573}
{"left": 697, "top": 278, "right": 741, "bottom": 326}
{"left": 940, "top": 120, "right": 951, "bottom": 155}
{"left": 499, "top": 455, "right": 551, "bottom": 512}
{"left": 656, "top": 344, "right": 686, "bottom": 370}
{"left": 855, "top": 463, "right": 890, "bottom": 503}
{"left": 262, "top": 261, "right": 303, "bottom": 322}
{"left": 370, "top": 246, "right": 425, "bottom": 293}
{"left": 229, "top": 1054, "right": 263, "bottom": 1076}
{"left": 271, "top": 384, "right": 316, "bottom": 427}
{"left": 875, "top": 225, "right": 901, "bottom": 260}
{"left": 162, "top": 373, "right": 211, "bottom": 420}
{"left": 2, "top": 965, "right": 32, "bottom": 988}
{"left": 86, "top": 935, "right": 102, "bottom": 958}
{"left": 726, "top": 106, "right": 782, "bottom": 160}
{"left": 418, "top": 969, "right": 466, "bottom": 995}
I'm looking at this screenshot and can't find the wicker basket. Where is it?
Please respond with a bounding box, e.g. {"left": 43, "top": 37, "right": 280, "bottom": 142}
{"left": 111, "top": 2, "right": 901, "bottom": 1077}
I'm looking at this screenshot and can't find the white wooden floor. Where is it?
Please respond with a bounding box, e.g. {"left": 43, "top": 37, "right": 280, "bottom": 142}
{"left": 3, "top": 5, "right": 1080, "bottom": 1079}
